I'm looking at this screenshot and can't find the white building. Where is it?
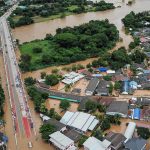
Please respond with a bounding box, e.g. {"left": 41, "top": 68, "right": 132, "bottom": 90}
{"left": 60, "top": 111, "right": 99, "bottom": 133}
{"left": 83, "top": 137, "right": 111, "bottom": 150}
{"left": 124, "top": 122, "right": 136, "bottom": 143}
{"left": 62, "top": 72, "right": 84, "bottom": 85}
{"left": 49, "top": 131, "right": 77, "bottom": 150}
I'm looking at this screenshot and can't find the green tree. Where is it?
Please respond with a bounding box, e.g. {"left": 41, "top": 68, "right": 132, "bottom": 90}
{"left": 97, "top": 104, "right": 106, "bottom": 112}
{"left": 59, "top": 100, "right": 70, "bottom": 111}
{"left": 137, "top": 127, "right": 150, "bottom": 139}
{"left": 32, "top": 47, "right": 42, "bottom": 53}
{"left": 103, "top": 76, "right": 112, "bottom": 81}
{"left": 85, "top": 100, "right": 97, "bottom": 112}
{"left": 40, "top": 103, "right": 48, "bottom": 114}
{"left": 101, "top": 118, "right": 110, "bottom": 131}
{"left": 24, "top": 77, "right": 36, "bottom": 86}
{"left": 55, "top": 33, "right": 78, "bottom": 48}
{"left": 45, "top": 74, "right": 59, "bottom": 86}
{"left": 92, "top": 129, "right": 103, "bottom": 141}
{"left": 114, "top": 81, "right": 121, "bottom": 90}
{"left": 78, "top": 135, "right": 88, "bottom": 148}
{"left": 40, "top": 72, "right": 46, "bottom": 79}
{"left": 40, "top": 124, "right": 56, "bottom": 142}
{"left": 108, "top": 83, "right": 113, "bottom": 94}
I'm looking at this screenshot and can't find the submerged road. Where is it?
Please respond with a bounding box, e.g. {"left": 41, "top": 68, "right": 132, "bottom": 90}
{"left": 0, "top": 3, "right": 36, "bottom": 149}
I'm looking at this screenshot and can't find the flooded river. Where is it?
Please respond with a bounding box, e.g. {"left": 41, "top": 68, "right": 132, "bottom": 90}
{"left": 12, "top": 0, "right": 150, "bottom": 47}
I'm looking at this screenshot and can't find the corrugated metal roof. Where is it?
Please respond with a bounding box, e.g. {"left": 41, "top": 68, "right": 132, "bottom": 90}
{"left": 85, "top": 78, "right": 99, "bottom": 93}
{"left": 82, "top": 115, "right": 95, "bottom": 132}
{"left": 88, "top": 119, "right": 99, "bottom": 131}
{"left": 60, "top": 111, "right": 74, "bottom": 125}
{"left": 60, "top": 111, "right": 97, "bottom": 132}
{"left": 124, "top": 122, "right": 136, "bottom": 143}
{"left": 133, "top": 108, "right": 140, "bottom": 120}
{"left": 71, "top": 112, "right": 90, "bottom": 130}
{"left": 49, "top": 131, "right": 74, "bottom": 148}
{"left": 83, "top": 137, "right": 111, "bottom": 150}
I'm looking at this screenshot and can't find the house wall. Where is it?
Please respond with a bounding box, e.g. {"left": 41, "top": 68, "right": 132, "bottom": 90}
{"left": 85, "top": 90, "right": 93, "bottom": 96}
{"left": 106, "top": 112, "right": 127, "bottom": 118}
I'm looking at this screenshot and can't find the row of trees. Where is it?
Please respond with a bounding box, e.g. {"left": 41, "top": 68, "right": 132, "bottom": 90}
{"left": 87, "top": 47, "right": 147, "bottom": 71}
{"left": 19, "top": 20, "right": 119, "bottom": 71}
{"left": 85, "top": 100, "right": 106, "bottom": 113}
{"left": 122, "top": 11, "right": 150, "bottom": 30}
{"left": 9, "top": 0, "right": 114, "bottom": 27}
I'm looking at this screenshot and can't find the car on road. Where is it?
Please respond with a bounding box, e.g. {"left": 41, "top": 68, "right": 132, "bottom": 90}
{"left": 28, "top": 142, "right": 33, "bottom": 148}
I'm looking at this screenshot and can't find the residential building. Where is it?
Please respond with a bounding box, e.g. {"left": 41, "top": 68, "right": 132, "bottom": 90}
{"left": 124, "top": 137, "right": 147, "bottom": 150}
{"left": 121, "top": 80, "right": 130, "bottom": 95}
{"left": 105, "top": 132, "right": 126, "bottom": 150}
{"left": 45, "top": 118, "right": 66, "bottom": 132}
{"left": 62, "top": 72, "right": 84, "bottom": 85}
{"left": 83, "top": 136, "right": 111, "bottom": 150}
{"left": 63, "top": 129, "right": 81, "bottom": 143}
{"left": 124, "top": 122, "right": 136, "bottom": 143}
{"left": 49, "top": 131, "right": 77, "bottom": 150}
{"left": 95, "top": 80, "right": 110, "bottom": 96}
{"left": 85, "top": 78, "right": 99, "bottom": 95}
{"left": 106, "top": 101, "right": 128, "bottom": 118}
{"left": 60, "top": 111, "right": 99, "bottom": 133}
{"left": 140, "top": 106, "right": 150, "bottom": 122}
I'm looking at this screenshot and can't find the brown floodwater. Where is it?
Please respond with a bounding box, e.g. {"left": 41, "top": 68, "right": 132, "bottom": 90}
{"left": 12, "top": 0, "right": 150, "bottom": 47}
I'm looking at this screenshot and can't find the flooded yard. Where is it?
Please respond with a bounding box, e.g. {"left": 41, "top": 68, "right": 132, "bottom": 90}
{"left": 46, "top": 98, "right": 79, "bottom": 114}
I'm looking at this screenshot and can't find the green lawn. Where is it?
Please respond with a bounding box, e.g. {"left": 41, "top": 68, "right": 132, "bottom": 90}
{"left": 19, "top": 40, "right": 54, "bottom": 65}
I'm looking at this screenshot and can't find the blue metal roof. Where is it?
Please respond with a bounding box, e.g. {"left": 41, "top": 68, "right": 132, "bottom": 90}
{"left": 129, "top": 81, "right": 138, "bottom": 89}
{"left": 122, "top": 80, "right": 129, "bottom": 93}
{"left": 143, "top": 70, "right": 150, "bottom": 74}
{"left": 133, "top": 108, "right": 140, "bottom": 120}
{"left": 97, "top": 67, "right": 108, "bottom": 72}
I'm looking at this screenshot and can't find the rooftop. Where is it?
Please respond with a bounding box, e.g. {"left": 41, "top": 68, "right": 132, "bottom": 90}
{"left": 60, "top": 111, "right": 99, "bottom": 132}
{"left": 85, "top": 78, "right": 99, "bottom": 93}
{"left": 83, "top": 137, "right": 111, "bottom": 150}
{"left": 124, "top": 137, "right": 147, "bottom": 150}
{"left": 49, "top": 131, "right": 74, "bottom": 148}
{"left": 105, "top": 132, "right": 126, "bottom": 149}
{"left": 45, "top": 119, "right": 66, "bottom": 131}
{"left": 106, "top": 101, "right": 128, "bottom": 117}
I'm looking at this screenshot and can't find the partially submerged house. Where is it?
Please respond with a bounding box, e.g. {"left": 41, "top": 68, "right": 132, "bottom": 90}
{"left": 95, "top": 80, "right": 110, "bottom": 96}
{"left": 83, "top": 136, "right": 111, "bottom": 150}
{"left": 105, "top": 132, "right": 126, "bottom": 150}
{"left": 85, "top": 78, "right": 99, "bottom": 95}
{"left": 60, "top": 111, "right": 99, "bottom": 133}
{"left": 45, "top": 118, "right": 66, "bottom": 132}
{"left": 106, "top": 101, "right": 128, "bottom": 118}
{"left": 49, "top": 131, "right": 77, "bottom": 150}
{"left": 124, "top": 137, "right": 147, "bottom": 150}
{"left": 124, "top": 122, "right": 136, "bottom": 143}
{"left": 62, "top": 72, "right": 84, "bottom": 85}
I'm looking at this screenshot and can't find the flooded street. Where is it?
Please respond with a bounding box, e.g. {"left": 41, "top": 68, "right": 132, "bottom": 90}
{"left": 12, "top": 0, "right": 150, "bottom": 48}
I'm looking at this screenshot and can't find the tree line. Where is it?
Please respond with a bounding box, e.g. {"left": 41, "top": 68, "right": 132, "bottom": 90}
{"left": 8, "top": 0, "right": 114, "bottom": 27}
{"left": 19, "top": 20, "right": 119, "bottom": 71}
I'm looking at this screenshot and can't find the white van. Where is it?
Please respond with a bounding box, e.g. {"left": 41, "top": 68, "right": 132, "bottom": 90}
{"left": 28, "top": 142, "right": 33, "bottom": 148}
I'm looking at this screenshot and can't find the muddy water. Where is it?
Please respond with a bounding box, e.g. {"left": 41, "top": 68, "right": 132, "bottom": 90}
{"left": 12, "top": 0, "right": 150, "bottom": 47}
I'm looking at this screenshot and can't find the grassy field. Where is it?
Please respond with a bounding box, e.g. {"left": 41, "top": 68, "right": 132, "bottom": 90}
{"left": 19, "top": 40, "right": 55, "bottom": 66}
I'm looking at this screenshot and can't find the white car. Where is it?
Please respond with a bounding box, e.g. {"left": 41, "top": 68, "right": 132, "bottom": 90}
{"left": 28, "top": 142, "right": 33, "bottom": 148}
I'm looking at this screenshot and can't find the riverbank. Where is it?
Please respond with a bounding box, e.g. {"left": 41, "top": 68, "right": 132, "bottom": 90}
{"left": 12, "top": 0, "right": 150, "bottom": 45}
{"left": 9, "top": 0, "right": 115, "bottom": 28}
{"left": 18, "top": 20, "right": 119, "bottom": 72}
